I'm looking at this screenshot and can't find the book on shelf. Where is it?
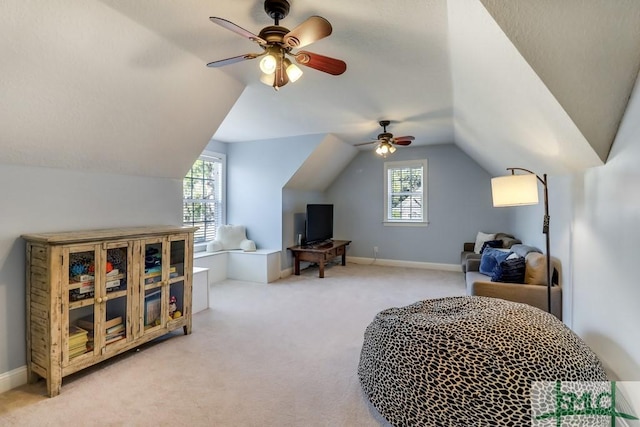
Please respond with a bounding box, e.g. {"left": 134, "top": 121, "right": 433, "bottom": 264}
{"left": 105, "top": 334, "right": 125, "bottom": 345}
{"left": 106, "top": 323, "right": 125, "bottom": 335}
{"left": 144, "top": 290, "right": 162, "bottom": 326}
{"left": 106, "top": 269, "right": 120, "bottom": 277}
{"left": 69, "top": 346, "right": 88, "bottom": 359}
{"left": 145, "top": 275, "right": 162, "bottom": 285}
{"left": 69, "top": 339, "right": 88, "bottom": 350}
{"left": 145, "top": 266, "right": 176, "bottom": 277}
{"left": 105, "top": 279, "right": 121, "bottom": 290}
{"left": 72, "top": 281, "right": 95, "bottom": 294}
{"left": 71, "top": 274, "right": 94, "bottom": 283}
{"left": 145, "top": 266, "right": 161, "bottom": 275}
{"left": 76, "top": 315, "right": 123, "bottom": 331}
{"left": 69, "top": 335, "right": 89, "bottom": 348}
{"left": 68, "top": 325, "right": 89, "bottom": 358}
{"left": 69, "top": 324, "right": 88, "bottom": 337}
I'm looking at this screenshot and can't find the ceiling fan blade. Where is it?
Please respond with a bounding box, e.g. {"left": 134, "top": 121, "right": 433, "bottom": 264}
{"left": 209, "top": 17, "right": 266, "bottom": 45}
{"left": 393, "top": 140, "right": 413, "bottom": 146}
{"left": 294, "top": 51, "right": 347, "bottom": 76}
{"left": 394, "top": 136, "right": 415, "bottom": 142}
{"left": 206, "top": 53, "right": 260, "bottom": 68}
{"left": 283, "top": 16, "right": 332, "bottom": 48}
{"left": 354, "top": 141, "right": 377, "bottom": 147}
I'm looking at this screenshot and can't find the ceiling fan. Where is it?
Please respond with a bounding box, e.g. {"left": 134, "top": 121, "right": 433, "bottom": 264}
{"left": 355, "top": 120, "right": 415, "bottom": 156}
{"left": 207, "top": 0, "right": 347, "bottom": 90}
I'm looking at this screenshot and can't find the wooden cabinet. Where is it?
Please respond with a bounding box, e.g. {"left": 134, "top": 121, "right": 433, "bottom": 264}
{"left": 22, "top": 226, "right": 196, "bottom": 397}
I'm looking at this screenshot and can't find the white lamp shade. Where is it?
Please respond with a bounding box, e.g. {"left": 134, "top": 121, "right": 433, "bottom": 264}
{"left": 260, "top": 72, "right": 275, "bottom": 86}
{"left": 285, "top": 62, "right": 303, "bottom": 82}
{"left": 259, "top": 55, "right": 277, "bottom": 74}
{"left": 491, "top": 174, "right": 539, "bottom": 207}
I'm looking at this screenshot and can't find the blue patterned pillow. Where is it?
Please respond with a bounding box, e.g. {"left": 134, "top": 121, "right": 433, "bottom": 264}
{"left": 479, "top": 248, "right": 510, "bottom": 276}
{"left": 492, "top": 256, "right": 526, "bottom": 283}
{"left": 480, "top": 239, "right": 503, "bottom": 254}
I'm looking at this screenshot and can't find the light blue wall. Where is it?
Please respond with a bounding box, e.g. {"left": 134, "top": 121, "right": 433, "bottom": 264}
{"left": 204, "top": 139, "right": 228, "bottom": 154}
{"left": 282, "top": 188, "right": 325, "bottom": 266}
{"left": 226, "top": 135, "right": 324, "bottom": 252}
{"left": 505, "top": 75, "right": 640, "bottom": 380}
{"left": 0, "top": 164, "right": 182, "bottom": 374}
{"left": 325, "top": 144, "right": 512, "bottom": 264}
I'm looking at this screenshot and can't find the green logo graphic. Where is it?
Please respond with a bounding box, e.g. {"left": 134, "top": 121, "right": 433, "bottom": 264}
{"left": 532, "top": 381, "right": 639, "bottom": 426}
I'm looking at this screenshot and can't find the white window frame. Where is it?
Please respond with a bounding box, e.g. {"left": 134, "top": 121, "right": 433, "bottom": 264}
{"left": 383, "top": 159, "right": 428, "bottom": 226}
{"left": 183, "top": 151, "right": 226, "bottom": 247}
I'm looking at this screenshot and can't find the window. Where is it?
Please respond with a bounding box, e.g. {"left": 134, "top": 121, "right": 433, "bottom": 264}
{"left": 183, "top": 152, "right": 225, "bottom": 243}
{"left": 384, "top": 159, "right": 428, "bottom": 225}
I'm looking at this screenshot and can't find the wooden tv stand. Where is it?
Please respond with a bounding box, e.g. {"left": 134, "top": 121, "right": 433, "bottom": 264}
{"left": 288, "top": 240, "right": 351, "bottom": 278}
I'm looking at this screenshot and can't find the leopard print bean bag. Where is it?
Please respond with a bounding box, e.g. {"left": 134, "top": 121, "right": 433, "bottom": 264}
{"left": 358, "top": 296, "right": 606, "bottom": 426}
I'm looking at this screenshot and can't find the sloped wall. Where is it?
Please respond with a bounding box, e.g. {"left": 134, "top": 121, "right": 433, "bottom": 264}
{"left": 570, "top": 75, "right": 640, "bottom": 380}
{"left": 0, "top": 1, "right": 243, "bottom": 179}
{"left": 0, "top": 164, "right": 181, "bottom": 377}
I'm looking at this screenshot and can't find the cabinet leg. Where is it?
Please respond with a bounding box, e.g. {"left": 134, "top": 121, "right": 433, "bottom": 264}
{"left": 27, "top": 366, "right": 38, "bottom": 384}
{"left": 341, "top": 253, "right": 346, "bottom": 266}
{"left": 319, "top": 260, "right": 325, "bottom": 278}
{"left": 183, "top": 324, "right": 191, "bottom": 335}
{"left": 47, "top": 378, "right": 61, "bottom": 397}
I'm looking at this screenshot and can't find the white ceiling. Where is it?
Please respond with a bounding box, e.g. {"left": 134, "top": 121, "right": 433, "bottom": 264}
{"left": 1, "top": 1, "right": 639, "bottom": 178}
{"left": 99, "top": 0, "right": 455, "bottom": 146}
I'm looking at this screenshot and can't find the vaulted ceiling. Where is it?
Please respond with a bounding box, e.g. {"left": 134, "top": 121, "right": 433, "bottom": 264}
{"left": 1, "top": 1, "right": 639, "bottom": 179}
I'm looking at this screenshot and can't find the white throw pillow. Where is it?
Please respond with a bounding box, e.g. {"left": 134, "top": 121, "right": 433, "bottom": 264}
{"left": 474, "top": 232, "right": 496, "bottom": 254}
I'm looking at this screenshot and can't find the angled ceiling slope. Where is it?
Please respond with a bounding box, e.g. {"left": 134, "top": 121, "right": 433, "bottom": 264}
{"left": 285, "top": 134, "right": 358, "bottom": 192}
{"left": 0, "top": 0, "right": 244, "bottom": 179}
{"left": 448, "top": 0, "right": 620, "bottom": 176}
{"left": 481, "top": 0, "right": 640, "bottom": 162}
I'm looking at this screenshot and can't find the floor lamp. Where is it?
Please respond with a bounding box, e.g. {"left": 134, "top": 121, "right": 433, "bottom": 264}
{"left": 490, "top": 168, "right": 552, "bottom": 314}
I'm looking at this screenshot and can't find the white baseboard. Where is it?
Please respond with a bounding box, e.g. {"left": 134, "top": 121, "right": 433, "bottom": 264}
{"left": 0, "top": 365, "right": 27, "bottom": 394}
{"left": 347, "top": 256, "right": 462, "bottom": 272}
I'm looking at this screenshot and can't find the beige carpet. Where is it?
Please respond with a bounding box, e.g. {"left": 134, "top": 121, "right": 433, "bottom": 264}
{"left": 0, "top": 262, "right": 465, "bottom": 426}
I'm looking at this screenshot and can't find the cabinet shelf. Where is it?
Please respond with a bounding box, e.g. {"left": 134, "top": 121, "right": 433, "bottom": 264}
{"left": 23, "top": 225, "right": 196, "bottom": 397}
{"left": 105, "top": 289, "right": 127, "bottom": 299}
{"left": 144, "top": 282, "right": 164, "bottom": 291}
{"left": 69, "top": 299, "right": 95, "bottom": 310}
{"left": 67, "top": 281, "right": 94, "bottom": 291}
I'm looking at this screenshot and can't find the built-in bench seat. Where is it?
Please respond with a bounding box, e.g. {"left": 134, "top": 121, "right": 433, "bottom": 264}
{"left": 194, "top": 249, "right": 281, "bottom": 285}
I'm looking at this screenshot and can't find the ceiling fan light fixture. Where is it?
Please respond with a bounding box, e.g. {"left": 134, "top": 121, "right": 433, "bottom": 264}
{"left": 389, "top": 144, "right": 397, "bottom": 154}
{"left": 284, "top": 59, "right": 303, "bottom": 82}
{"left": 376, "top": 142, "right": 390, "bottom": 156}
{"left": 259, "top": 54, "right": 277, "bottom": 74}
{"left": 260, "top": 72, "right": 275, "bottom": 86}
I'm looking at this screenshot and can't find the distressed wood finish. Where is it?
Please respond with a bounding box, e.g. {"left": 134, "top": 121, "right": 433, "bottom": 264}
{"left": 22, "top": 226, "right": 196, "bottom": 397}
{"left": 288, "top": 240, "right": 351, "bottom": 278}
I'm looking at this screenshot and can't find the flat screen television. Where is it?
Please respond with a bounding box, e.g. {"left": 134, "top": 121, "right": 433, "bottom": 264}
{"left": 305, "top": 204, "right": 333, "bottom": 245}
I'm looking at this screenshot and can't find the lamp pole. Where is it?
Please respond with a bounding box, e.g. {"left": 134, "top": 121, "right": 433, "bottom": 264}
{"left": 506, "top": 168, "right": 552, "bottom": 313}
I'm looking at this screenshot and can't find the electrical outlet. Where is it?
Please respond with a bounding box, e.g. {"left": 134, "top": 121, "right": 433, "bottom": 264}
{"left": 373, "top": 246, "right": 379, "bottom": 254}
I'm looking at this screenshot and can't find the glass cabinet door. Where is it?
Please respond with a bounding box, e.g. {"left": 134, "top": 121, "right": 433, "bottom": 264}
{"left": 63, "top": 242, "right": 131, "bottom": 364}
{"left": 64, "top": 245, "right": 99, "bottom": 365}
{"left": 168, "top": 237, "right": 186, "bottom": 323}
{"left": 102, "top": 242, "right": 130, "bottom": 351}
{"left": 142, "top": 238, "right": 165, "bottom": 334}
{"left": 140, "top": 235, "right": 190, "bottom": 337}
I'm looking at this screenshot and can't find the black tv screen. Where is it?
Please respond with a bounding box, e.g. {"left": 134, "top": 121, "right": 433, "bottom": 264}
{"left": 305, "top": 204, "right": 333, "bottom": 245}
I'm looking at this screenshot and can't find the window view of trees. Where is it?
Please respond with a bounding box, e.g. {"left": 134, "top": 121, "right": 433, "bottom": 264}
{"left": 183, "top": 157, "right": 222, "bottom": 242}
{"left": 387, "top": 165, "right": 423, "bottom": 221}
